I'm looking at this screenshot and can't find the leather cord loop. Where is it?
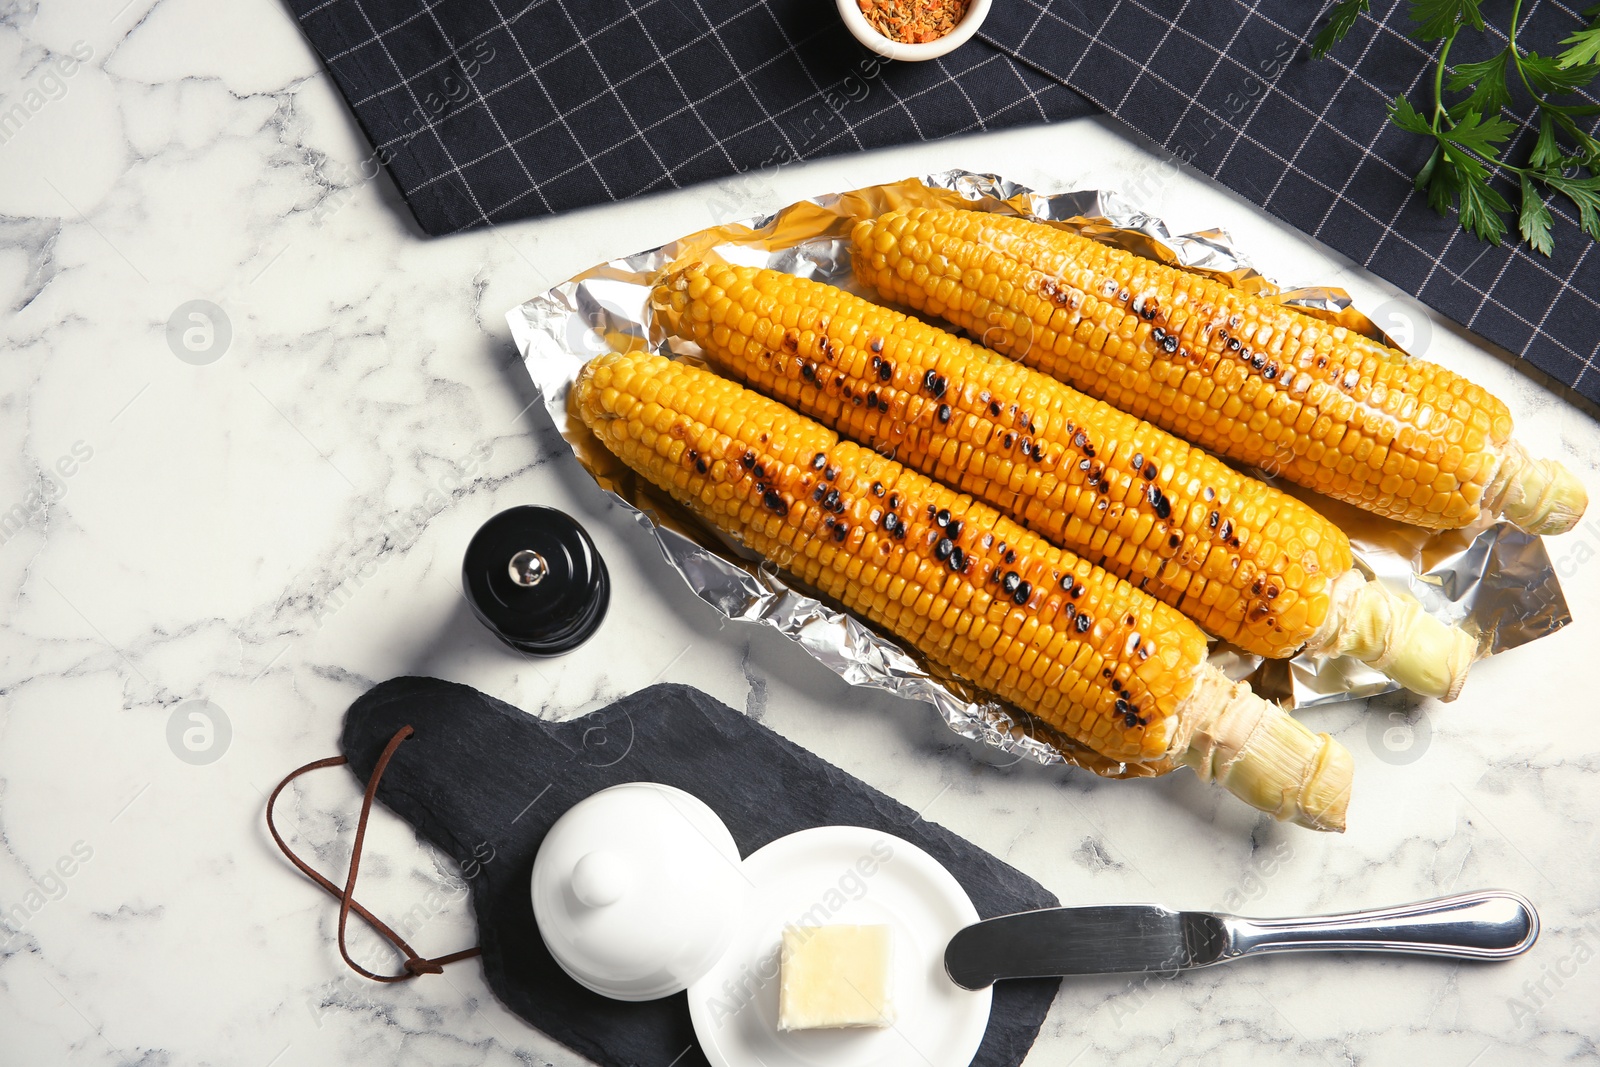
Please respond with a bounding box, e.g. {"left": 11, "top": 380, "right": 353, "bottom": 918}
{"left": 265, "top": 725, "right": 482, "bottom": 983}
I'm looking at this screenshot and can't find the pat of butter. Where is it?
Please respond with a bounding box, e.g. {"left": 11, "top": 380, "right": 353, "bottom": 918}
{"left": 778, "top": 924, "right": 894, "bottom": 1031}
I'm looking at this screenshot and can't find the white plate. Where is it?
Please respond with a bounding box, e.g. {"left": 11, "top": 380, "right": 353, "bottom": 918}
{"left": 687, "top": 826, "right": 992, "bottom": 1067}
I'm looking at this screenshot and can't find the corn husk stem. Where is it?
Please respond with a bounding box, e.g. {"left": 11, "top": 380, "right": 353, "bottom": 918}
{"left": 1175, "top": 667, "right": 1351, "bottom": 832}
{"left": 1306, "top": 571, "right": 1477, "bottom": 702}
{"left": 1488, "top": 439, "right": 1588, "bottom": 535}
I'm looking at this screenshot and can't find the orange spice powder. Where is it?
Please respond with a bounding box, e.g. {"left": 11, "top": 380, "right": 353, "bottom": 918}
{"left": 857, "top": 0, "right": 971, "bottom": 45}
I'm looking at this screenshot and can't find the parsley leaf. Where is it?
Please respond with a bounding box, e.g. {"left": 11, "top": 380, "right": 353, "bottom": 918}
{"left": 1421, "top": 149, "right": 1460, "bottom": 216}
{"left": 1312, "top": 0, "right": 1371, "bottom": 59}
{"left": 1553, "top": 113, "right": 1600, "bottom": 168}
{"left": 1518, "top": 175, "right": 1555, "bottom": 254}
{"left": 1544, "top": 173, "right": 1600, "bottom": 239}
{"left": 1446, "top": 51, "right": 1511, "bottom": 119}
{"left": 1389, "top": 94, "right": 1436, "bottom": 136}
{"left": 1408, "top": 0, "right": 1484, "bottom": 40}
{"left": 1529, "top": 113, "right": 1563, "bottom": 169}
{"left": 1440, "top": 109, "right": 1516, "bottom": 156}
{"left": 1522, "top": 50, "right": 1600, "bottom": 91}
{"left": 1558, "top": 26, "right": 1600, "bottom": 69}
{"left": 1442, "top": 143, "right": 1511, "bottom": 242}
{"left": 1416, "top": 142, "right": 1444, "bottom": 193}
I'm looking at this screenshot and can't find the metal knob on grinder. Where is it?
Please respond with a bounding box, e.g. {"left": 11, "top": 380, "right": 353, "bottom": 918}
{"left": 462, "top": 505, "right": 610, "bottom": 655}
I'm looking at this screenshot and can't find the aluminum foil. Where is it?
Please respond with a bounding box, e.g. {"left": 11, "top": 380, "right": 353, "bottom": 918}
{"left": 508, "top": 170, "right": 1571, "bottom": 778}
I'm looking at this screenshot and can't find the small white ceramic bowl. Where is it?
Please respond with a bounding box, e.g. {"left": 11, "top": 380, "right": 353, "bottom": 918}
{"left": 836, "top": 0, "right": 993, "bottom": 62}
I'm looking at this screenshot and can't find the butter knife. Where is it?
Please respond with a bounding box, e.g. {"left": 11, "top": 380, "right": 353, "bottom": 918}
{"left": 945, "top": 890, "right": 1538, "bottom": 989}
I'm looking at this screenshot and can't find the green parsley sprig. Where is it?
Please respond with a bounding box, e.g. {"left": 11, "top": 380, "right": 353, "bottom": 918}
{"left": 1313, "top": 0, "right": 1600, "bottom": 254}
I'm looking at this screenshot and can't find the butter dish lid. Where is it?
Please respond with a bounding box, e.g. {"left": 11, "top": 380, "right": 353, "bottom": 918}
{"left": 531, "top": 782, "right": 747, "bottom": 1001}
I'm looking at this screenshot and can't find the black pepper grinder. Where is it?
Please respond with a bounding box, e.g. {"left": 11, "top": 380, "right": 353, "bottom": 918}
{"left": 462, "top": 506, "right": 610, "bottom": 656}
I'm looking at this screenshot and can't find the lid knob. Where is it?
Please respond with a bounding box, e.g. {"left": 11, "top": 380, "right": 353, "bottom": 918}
{"left": 463, "top": 506, "right": 610, "bottom": 656}
{"left": 508, "top": 549, "right": 550, "bottom": 587}
{"left": 571, "top": 849, "right": 631, "bottom": 908}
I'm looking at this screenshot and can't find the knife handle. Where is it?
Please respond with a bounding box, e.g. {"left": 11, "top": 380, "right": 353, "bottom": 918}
{"left": 1224, "top": 890, "right": 1538, "bottom": 962}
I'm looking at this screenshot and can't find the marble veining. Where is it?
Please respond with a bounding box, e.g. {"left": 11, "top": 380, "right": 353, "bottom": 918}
{"left": 1, "top": 2, "right": 1597, "bottom": 1065}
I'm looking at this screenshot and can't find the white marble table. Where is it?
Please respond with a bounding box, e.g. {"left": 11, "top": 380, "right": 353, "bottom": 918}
{"left": 2, "top": 3, "right": 1597, "bottom": 1064}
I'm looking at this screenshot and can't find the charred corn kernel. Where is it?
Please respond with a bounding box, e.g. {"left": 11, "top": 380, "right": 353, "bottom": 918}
{"left": 851, "top": 208, "right": 1587, "bottom": 536}
{"left": 653, "top": 265, "right": 1475, "bottom": 701}
{"left": 574, "top": 351, "right": 1352, "bottom": 829}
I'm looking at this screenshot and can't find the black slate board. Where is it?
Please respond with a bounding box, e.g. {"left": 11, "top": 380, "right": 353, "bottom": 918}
{"left": 341, "top": 677, "right": 1060, "bottom": 1067}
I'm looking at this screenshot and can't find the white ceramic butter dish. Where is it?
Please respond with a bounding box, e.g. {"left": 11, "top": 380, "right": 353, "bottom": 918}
{"left": 530, "top": 786, "right": 992, "bottom": 1067}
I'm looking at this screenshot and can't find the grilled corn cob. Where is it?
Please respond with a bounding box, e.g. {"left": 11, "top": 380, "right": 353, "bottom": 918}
{"left": 654, "top": 263, "right": 1476, "bottom": 700}
{"left": 574, "top": 350, "right": 1352, "bottom": 830}
{"left": 851, "top": 207, "right": 1586, "bottom": 535}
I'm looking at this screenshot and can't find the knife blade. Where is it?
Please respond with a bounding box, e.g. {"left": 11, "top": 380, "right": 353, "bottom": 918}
{"left": 944, "top": 891, "right": 1539, "bottom": 990}
{"left": 945, "top": 906, "right": 1224, "bottom": 989}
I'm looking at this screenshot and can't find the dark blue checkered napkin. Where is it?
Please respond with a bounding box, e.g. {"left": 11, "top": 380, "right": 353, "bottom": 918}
{"left": 285, "top": 0, "right": 1600, "bottom": 405}
{"left": 285, "top": 0, "right": 1093, "bottom": 229}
